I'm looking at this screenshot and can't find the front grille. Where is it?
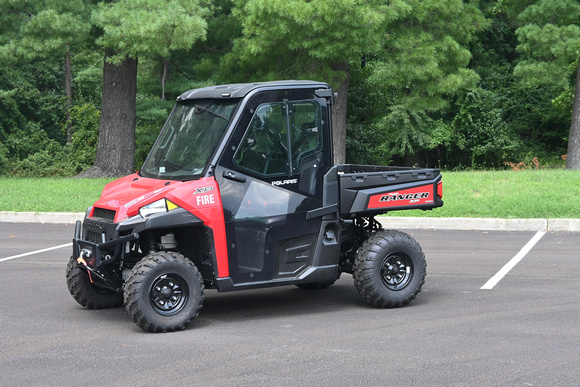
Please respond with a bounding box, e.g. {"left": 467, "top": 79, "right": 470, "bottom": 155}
{"left": 83, "top": 215, "right": 114, "bottom": 245}
{"left": 92, "top": 207, "right": 116, "bottom": 220}
{"left": 86, "top": 231, "right": 103, "bottom": 244}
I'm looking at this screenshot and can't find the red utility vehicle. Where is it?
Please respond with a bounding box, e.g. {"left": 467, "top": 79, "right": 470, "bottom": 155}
{"left": 67, "top": 81, "right": 443, "bottom": 332}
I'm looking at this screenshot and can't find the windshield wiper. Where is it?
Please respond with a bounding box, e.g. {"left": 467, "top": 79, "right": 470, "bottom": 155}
{"left": 194, "top": 104, "right": 230, "bottom": 122}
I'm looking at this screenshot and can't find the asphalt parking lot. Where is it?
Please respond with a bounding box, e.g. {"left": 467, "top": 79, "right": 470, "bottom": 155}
{"left": 1, "top": 222, "right": 579, "bottom": 386}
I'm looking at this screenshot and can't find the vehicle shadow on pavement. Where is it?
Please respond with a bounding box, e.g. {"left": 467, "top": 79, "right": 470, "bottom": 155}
{"left": 65, "top": 277, "right": 440, "bottom": 332}
{"left": 66, "top": 302, "right": 130, "bottom": 324}
{"left": 196, "top": 274, "right": 440, "bottom": 327}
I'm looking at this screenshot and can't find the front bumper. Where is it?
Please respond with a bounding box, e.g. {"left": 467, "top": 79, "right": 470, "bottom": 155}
{"left": 73, "top": 220, "right": 139, "bottom": 267}
{"left": 72, "top": 207, "right": 204, "bottom": 268}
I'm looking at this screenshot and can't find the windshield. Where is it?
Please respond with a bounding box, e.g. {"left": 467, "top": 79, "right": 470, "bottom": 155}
{"left": 141, "top": 99, "right": 240, "bottom": 180}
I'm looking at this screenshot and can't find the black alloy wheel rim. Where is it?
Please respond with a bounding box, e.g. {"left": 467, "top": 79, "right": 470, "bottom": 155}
{"left": 150, "top": 273, "right": 189, "bottom": 316}
{"left": 380, "top": 252, "right": 413, "bottom": 291}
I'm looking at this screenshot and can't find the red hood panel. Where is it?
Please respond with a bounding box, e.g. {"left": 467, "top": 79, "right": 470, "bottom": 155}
{"left": 92, "top": 174, "right": 199, "bottom": 221}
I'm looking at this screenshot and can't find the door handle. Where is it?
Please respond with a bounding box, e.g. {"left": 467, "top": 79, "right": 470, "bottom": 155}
{"left": 223, "top": 170, "right": 246, "bottom": 183}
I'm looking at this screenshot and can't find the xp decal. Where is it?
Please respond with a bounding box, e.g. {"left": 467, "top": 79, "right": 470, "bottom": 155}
{"left": 194, "top": 186, "right": 214, "bottom": 194}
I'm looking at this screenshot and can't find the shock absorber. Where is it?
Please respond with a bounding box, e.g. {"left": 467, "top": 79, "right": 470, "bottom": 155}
{"left": 146, "top": 232, "right": 158, "bottom": 253}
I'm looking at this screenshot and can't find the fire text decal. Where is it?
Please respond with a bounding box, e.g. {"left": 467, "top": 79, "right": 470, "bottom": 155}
{"left": 196, "top": 194, "right": 215, "bottom": 206}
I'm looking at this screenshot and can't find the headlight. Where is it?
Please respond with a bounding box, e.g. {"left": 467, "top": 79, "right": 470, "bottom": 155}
{"left": 139, "top": 199, "right": 179, "bottom": 218}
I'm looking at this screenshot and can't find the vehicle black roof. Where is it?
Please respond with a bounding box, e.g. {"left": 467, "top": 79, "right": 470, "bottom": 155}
{"left": 177, "top": 80, "right": 330, "bottom": 101}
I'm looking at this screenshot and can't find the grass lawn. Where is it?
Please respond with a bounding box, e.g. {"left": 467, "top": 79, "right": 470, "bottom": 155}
{"left": 1, "top": 169, "right": 579, "bottom": 218}
{"left": 388, "top": 169, "right": 580, "bottom": 219}
{"left": 0, "top": 177, "right": 115, "bottom": 213}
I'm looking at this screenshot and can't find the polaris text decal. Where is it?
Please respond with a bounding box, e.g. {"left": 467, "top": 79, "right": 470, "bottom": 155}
{"left": 271, "top": 179, "right": 298, "bottom": 186}
{"left": 367, "top": 185, "right": 434, "bottom": 209}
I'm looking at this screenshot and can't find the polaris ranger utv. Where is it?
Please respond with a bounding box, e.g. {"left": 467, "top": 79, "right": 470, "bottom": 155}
{"left": 67, "top": 80, "right": 443, "bottom": 332}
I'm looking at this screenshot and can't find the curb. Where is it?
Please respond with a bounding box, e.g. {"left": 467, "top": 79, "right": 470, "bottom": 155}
{"left": 0, "top": 212, "right": 84, "bottom": 224}
{"left": 378, "top": 217, "right": 580, "bottom": 232}
{"left": 1, "top": 211, "right": 579, "bottom": 232}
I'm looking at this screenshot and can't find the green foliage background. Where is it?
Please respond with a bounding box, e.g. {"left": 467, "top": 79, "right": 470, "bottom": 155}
{"left": 0, "top": 0, "right": 578, "bottom": 176}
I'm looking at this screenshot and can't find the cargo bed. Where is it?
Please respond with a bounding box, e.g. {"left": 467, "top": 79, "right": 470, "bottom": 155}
{"left": 336, "top": 164, "right": 443, "bottom": 216}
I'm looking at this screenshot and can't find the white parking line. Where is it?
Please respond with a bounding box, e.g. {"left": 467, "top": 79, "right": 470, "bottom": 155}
{"left": 481, "top": 230, "right": 546, "bottom": 290}
{"left": 0, "top": 243, "right": 72, "bottom": 263}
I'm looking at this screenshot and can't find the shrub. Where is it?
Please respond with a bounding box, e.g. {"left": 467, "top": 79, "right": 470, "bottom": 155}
{"left": 68, "top": 103, "right": 100, "bottom": 173}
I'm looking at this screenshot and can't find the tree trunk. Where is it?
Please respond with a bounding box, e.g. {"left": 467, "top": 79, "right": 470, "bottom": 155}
{"left": 566, "top": 56, "right": 580, "bottom": 170}
{"left": 161, "top": 59, "right": 169, "bottom": 101}
{"left": 79, "top": 50, "right": 137, "bottom": 177}
{"left": 331, "top": 62, "right": 350, "bottom": 165}
{"left": 65, "top": 44, "right": 73, "bottom": 144}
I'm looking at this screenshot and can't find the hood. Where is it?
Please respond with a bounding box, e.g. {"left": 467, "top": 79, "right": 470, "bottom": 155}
{"left": 91, "top": 174, "right": 193, "bottom": 222}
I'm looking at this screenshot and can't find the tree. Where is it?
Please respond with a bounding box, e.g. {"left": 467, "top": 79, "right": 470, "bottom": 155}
{"left": 225, "top": 0, "right": 388, "bottom": 164}
{"left": 0, "top": 0, "right": 209, "bottom": 177}
{"left": 513, "top": 0, "right": 580, "bottom": 169}
{"left": 80, "top": 0, "right": 209, "bottom": 177}
{"left": 0, "top": 0, "right": 93, "bottom": 143}
{"left": 365, "top": 0, "right": 488, "bottom": 164}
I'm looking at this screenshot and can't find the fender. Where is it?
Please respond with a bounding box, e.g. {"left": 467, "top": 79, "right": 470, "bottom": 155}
{"left": 78, "top": 176, "right": 230, "bottom": 278}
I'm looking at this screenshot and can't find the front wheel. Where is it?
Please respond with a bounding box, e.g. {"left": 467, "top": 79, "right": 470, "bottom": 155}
{"left": 66, "top": 256, "right": 124, "bottom": 309}
{"left": 353, "top": 230, "right": 426, "bottom": 308}
{"left": 124, "top": 251, "right": 204, "bottom": 333}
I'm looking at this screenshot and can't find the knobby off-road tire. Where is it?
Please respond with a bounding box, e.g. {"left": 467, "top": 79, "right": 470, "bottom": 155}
{"left": 353, "top": 230, "right": 426, "bottom": 308}
{"left": 66, "top": 256, "right": 124, "bottom": 309}
{"left": 124, "top": 251, "right": 204, "bottom": 333}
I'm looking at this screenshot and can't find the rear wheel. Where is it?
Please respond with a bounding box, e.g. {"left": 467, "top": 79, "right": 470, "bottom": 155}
{"left": 353, "top": 230, "right": 426, "bottom": 308}
{"left": 124, "top": 251, "right": 204, "bottom": 333}
{"left": 66, "top": 256, "right": 124, "bottom": 309}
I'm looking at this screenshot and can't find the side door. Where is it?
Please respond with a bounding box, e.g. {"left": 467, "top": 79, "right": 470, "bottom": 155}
{"left": 215, "top": 88, "right": 332, "bottom": 284}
